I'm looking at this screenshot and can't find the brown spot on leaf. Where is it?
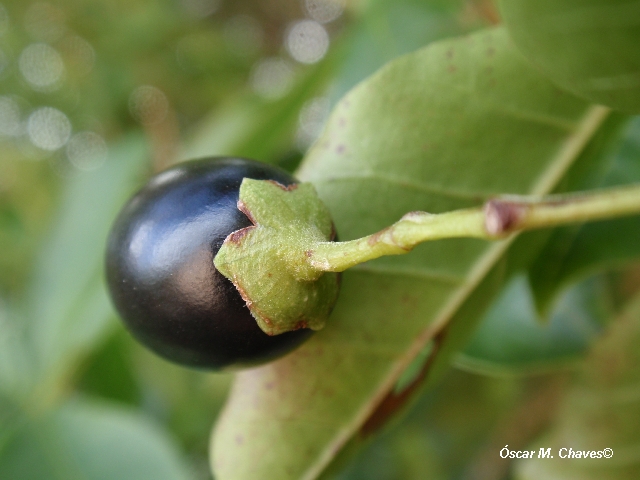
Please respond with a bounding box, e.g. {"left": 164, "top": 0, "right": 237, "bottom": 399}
{"left": 360, "top": 328, "right": 448, "bottom": 437}
{"left": 448, "top": 64, "right": 457, "bottom": 73}
{"left": 400, "top": 294, "right": 418, "bottom": 310}
{"left": 305, "top": 250, "right": 313, "bottom": 257}
{"left": 336, "top": 144, "right": 346, "bottom": 154}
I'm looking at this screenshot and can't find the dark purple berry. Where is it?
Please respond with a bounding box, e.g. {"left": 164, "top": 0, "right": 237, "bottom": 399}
{"left": 105, "top": 157, "right": 313, "bottom": 370}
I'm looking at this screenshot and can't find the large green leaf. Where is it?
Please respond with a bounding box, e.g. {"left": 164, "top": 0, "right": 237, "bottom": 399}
{"left": 0, "top": 300, "right": 32, "bottom": 401}
{"left": 457, "top": 275, "right": 610, "bottom": 375}
{"left": 0, "top": 397, "right": 195, "bottom": 480}
{"left": 22, "top": 134, "right": 149, "bottom": 399}
{"left": 328, "top": 0, "right": 473, "bottom": 104}
{"left": 499, "top": 0, "right": 640, "bottom": 113}
{"left": 529, "top": 117, "right": 640, "bottom": 314}
{"left": 333, "top": 367, "right": 546, "bottom": 480}
{"left": 515, "top": 294, "right": 640, "bottom": 479}
{"left": 0, "top": 150, "right": 59, "bottom": 296}
{"left": 210, "top": 26, "right": 612, "bottom": 479}
{"left": 456, "top": 116, "right": 634, "bottom": 373}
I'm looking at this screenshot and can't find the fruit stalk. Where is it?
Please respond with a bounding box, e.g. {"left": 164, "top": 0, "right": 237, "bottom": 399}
{"left": 307, "top": 183, "right": 640, "bottom": 272}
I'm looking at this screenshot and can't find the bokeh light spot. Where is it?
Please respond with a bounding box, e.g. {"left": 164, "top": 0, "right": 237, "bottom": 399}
{"left": 304, "top": 0, "right": 345, "bottom": 24}
{"left": 66, "top": 131, "right": 108, "bottom": 171}
{"left": 250, "top": 57, "right": 295, "bottom": 99}
{"left": 285, "top": 20, "right": 329, "bottom": 64}
{"left": 27, "top": 106, "right": 72, "bottom": 151}
{"left": 59, "top": 35, "right": 95, "bottom": 76}
{"left": 296, "top": 96, "right": 330, "bottom": 149}
{"left": 19, "top": 43, "right": 65, "bottom": 91}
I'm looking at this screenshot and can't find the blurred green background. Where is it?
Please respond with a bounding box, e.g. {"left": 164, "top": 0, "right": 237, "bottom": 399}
{"left": 1, "top": 0, "right": 638, "bottom": 479}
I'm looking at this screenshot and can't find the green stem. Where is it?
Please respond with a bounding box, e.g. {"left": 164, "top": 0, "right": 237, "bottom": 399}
{"left": 308, "top": 183, "right": 640, "bottom": 272}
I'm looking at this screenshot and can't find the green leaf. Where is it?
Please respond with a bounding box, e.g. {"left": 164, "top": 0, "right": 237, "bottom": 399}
{"left": 328, "top": 0, "right": 472, "bottom": 104}
{"left": 529, "top": 117, "right": 640, "bottom": 314}
{"left": 0, "top": 301, "right": 32, "bottom": 400}
{"left": 334, "top": 368, "right": 529, "bottom": 480}
{"left": 0, "top": 397, "right": 195, "bottom": 480}
{"left": 457, "top": 275, "right": 610, "bottom": 375}
{"left": 128, "top": 343, "right": 234, "bottom": 452}
{"left": 211, "top": 26, "right": 611, "bottom": 479}
{"left": 77, "top": 330, "right": 141, "bottom": 406}
{"left": 456, "top": 114, "right": 631, "bottom": 373}
{"left": 23, "top": 134, "right": 149, "bottom": 399}
{"left": 515, "top": 295, "right": 640, "bottom": 479}
{"left": 0, "top": 154, "right": 59, "bottom": 295}
{"left": 499, "top": 0, "right": 640, "bottom": 113}
{"left": 0, "top": 393, "right": 25, "bottom": 457}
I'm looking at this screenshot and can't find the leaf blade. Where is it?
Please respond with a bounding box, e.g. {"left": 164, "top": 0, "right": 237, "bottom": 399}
{"left": 515, "top": 294, "right": 640, "bottom": 479}
{"left": 0, "top": 397, "right": 195, "bottom": 480}
{"left": 529, "top": 118, "right": 640, "bottom": 314}
{"left": 211, "top": 27, "right": 606, "bottom": 479}
{"left": 499, "top": 0, "right": 640, "bottom": 113}
{"left": 23, "top": 134, "right": 150, "bottom": 398}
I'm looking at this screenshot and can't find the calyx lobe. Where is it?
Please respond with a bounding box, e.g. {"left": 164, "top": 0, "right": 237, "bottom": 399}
{"left": 214, "top": 179, "right": 340, "bottom": 336}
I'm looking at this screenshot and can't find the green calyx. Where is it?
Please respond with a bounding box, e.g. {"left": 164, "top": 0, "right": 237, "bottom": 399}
{"left": 214, "top": 178, "right": 340, "bottom": 336}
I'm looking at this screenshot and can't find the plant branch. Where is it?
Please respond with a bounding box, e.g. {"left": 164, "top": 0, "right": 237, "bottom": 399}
{"left": 308, "top": 183, "right": 640, "bottom": 272}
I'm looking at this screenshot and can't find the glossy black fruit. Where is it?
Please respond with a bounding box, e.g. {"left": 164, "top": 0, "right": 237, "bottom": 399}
{"left": 105, "top": 157, "right": 313, "bottom": 370}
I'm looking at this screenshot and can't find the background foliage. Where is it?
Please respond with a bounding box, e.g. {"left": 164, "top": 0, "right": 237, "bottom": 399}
{"left": 1, "top": 0, "right": 639, "bottom": 479}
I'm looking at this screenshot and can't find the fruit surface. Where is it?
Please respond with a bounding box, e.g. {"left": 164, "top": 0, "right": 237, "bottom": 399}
{"left": 106, "top": 157, "right": 313, "bottom": 370}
